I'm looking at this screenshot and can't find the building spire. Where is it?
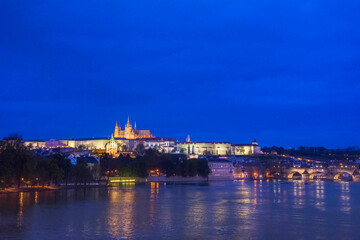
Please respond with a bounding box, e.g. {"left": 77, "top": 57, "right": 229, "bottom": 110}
{"left": 127, "top": 116, "right": 130, "bottom": 125}
{"left": 134, "top": 122, "right": 137, "bottom": 130}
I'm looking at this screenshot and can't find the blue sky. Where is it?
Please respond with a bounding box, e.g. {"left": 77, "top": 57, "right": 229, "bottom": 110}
{"left": 0, "top": 0, "right": 359, "bottom": 148}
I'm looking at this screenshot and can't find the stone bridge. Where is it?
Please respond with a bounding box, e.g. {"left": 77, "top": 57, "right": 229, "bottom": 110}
{"left": 286, "top": 167, "right": 360, "bottom": 181}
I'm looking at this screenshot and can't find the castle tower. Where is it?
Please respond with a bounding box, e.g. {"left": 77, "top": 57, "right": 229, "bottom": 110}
{"left": 125, "top": 116, "right": 134, "bottom": 139}
{"left": 112, "top": 116, "right": 154, "bottom": 140}
{"left": 186, "top": 135, "right": 191, "bottom": 143}
{"left": 114, "top": 122, "right": 119, "bottom": 138}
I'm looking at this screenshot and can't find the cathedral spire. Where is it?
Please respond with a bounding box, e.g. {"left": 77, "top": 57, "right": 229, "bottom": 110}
{"left": 127, "top": 116, "right": 130, "bottom": 126}
{"left": 134, "top": 122, "right": 137, "bottom": 130}
{"left": 114, "top": 121, "right": 121, "bottom": 138}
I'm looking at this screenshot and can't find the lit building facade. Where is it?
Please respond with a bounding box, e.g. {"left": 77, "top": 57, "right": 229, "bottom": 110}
{"left": 59, "top": 138, "right": 129, "bottom": 150}
{"left": 177, "top": 139, "right": 261, "bottom": 156}
{"left": 24, "top": 140, "right": 46, "bottom": 149}
{"left": 114, "top": 117, "right": 154, "bottom": 139}
{"left": 232, "top": 140, "right": 261, "bottom": 155}
{"left": 177, "top": 142, "right": 232, "bottom": 155}
{"left": 136, "top": 138, "right": 175, "bottom": 153}
{"left": 208, "top": 159, "right": 234, "bottom": 180}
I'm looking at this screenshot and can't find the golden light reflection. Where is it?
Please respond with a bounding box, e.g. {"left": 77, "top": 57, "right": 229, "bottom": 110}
{"left": 253, "top": 180, "right": 257, "bottom": 205}
{"left": 107, "top": 189, "right": 135, "bottom": 239}
{"left": 17, "top": 192, "right": 24, "bottom": 227}
{"left": 34, "top": 191, "right": 38, "bottom": 204}
{"left": 150, "top": 182, "right": 159, "bottom": 199}
{"left": 149, "top": 182, "right": 160, "bottom": 226}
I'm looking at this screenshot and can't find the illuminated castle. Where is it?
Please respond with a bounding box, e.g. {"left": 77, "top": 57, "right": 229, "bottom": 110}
{"left": 114, "top": 117, "right": 154, "bottom": 139}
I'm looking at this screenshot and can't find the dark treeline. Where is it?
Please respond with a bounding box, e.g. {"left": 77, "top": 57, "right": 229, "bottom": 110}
{"left": 0, "top": 138, "right": 211, "bottom": 189}
{"left": 0, "top": 138, "right": 98, "bottom": 189}
{"left": 101, "top": 148, "right": 210, "bottom": 179}
{"left": 262, "top": 146, "right": 360, "bottom": 160}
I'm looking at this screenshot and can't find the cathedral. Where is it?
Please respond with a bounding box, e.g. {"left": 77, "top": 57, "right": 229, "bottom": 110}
{"left": 114, "top": 117, "right": 154, "bottom": 139}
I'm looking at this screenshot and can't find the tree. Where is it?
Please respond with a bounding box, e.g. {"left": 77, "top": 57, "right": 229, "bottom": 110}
{"left": 100, "top": 153, "right": 111, "bottom": 173}
{"left": 121, "top": 144, "right": 128, "bottom": 152}
{"left": 203, "top": 150, "right": 212, "bottom": 156}
{"left": 91, "top": 162, "right": 101, "bottom": 181}
{"left": 187, "top": 160, "right": 198, "bottom": 177}
{"left": 47, "top": 154, "right": 72, "bottom": 186}
{"left": 46, "top": 155, "right": 63, "bottom": 185}
{"left": 74, "top": 159, "right": 93, "bottom": 185}
{"left": 0, "top": 142, "right": 14, "bottom": 187}
{"left": 0, "top": 138, "right": 37, "bottom": 188}
{"left": 78, "top": 144, "right": 87, "bottom": 150}
{"left": 197, "top": 159, "right": 211, "bottom": 178}
{"left": 58, "top": 155, "right": 72, "bottom": 186}
{"left": 134, "top": 143, "right": 145, "bottom": 156}
{"left": 161, "top": 157, "right": 176, "bottom": 177}
{"left": 132, "top": 158, "right": 148, "bottom": 178}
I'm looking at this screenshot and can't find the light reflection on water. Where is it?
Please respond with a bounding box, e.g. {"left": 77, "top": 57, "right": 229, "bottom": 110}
{"left": 315, "top": 181, "right": 325, "bottom": 211}
{"left": 0, "top": 181, "right": 360, "bottom": 239}
{"left": 340, "top": 182, "right": 351, "bottom": 213}
{"left": 108, "top": 184, "right": 136, "bottom": 239}
{"left": 17, "top": 192, "right": 24, "bottom": 228}
{"left": 293, "top": 180, "right": 305, "bottom": 208}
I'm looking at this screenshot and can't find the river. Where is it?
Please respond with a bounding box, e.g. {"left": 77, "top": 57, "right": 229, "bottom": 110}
{"left": 0, "top": 180, "right": 359, "bottom": 239}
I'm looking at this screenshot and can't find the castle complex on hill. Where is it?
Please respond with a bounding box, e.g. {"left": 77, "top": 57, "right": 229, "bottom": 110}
{"left": 25, "top": 116, "right": 261, "bottom": 157}
{"left": 114, "top": 117, "right": 154, "bottom": 139}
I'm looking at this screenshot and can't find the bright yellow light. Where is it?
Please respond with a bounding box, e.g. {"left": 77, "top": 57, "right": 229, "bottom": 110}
{"left": 109, "top": 179, "right": 135, "bottom": 183}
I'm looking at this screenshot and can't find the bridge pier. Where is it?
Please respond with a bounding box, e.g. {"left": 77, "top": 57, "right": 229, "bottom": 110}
{"left": 286, "top": 167, "right": 360, "bottom": 181}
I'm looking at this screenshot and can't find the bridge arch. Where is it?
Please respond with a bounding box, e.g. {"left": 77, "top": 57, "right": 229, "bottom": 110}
{"left": 288, "top": 171, "right": 302, "bottom": 179}
{"left": 309, "top": 172, "right": 325, "bottom": 180}
{"left": 334, "top": 172, "right": 353, "bottom": 181}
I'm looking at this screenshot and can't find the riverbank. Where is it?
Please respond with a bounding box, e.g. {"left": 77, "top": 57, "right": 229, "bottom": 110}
{"left": 0, "top": 186, "right": 59, "bottom": 194}
{"left": 2, "top": 177, "right": 358, "bottom": 194}
{"left": 0, "top": 177, "right": 211, "bottom": 193}
{"left": 0, "top": 183, "right": 112, "bottom": 194}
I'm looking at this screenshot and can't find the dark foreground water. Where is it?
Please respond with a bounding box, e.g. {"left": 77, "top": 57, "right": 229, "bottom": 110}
{"left": 1, "top": 181, "right": 360, "bottom": 240}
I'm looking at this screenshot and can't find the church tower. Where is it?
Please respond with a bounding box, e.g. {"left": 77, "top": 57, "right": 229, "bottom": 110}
{"left": 113, "top": 116, "right": 154, "bottom": 139}
{"left": 106, "top": 134, "right": 118, "bottom": 156}
{"left": 125, "top": 116, "right": 134, "bottom": 139}
{"left": 114, "top": 122, "right": 120, "bottom": 138}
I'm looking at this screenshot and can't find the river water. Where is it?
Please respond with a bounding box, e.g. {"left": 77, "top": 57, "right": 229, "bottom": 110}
{"left": 0, "top": 180, "right": 359, "bottom": 240}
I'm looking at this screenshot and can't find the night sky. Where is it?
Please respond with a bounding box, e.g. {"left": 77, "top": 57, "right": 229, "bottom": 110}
{"left": 1, "top": 1, "right": 359, "bottom": 148}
